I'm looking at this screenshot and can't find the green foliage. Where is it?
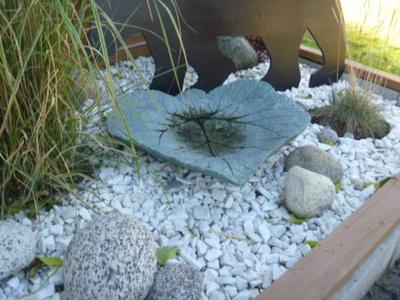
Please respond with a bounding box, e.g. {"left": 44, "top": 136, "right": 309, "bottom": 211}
{"left": 156, "top": 246, "right": 180, "bottom": 265}
{"left": 302, "top": 27, "right": 400, "bottom": 76}
{"left": 0, "top": 0, "right": 148, "bottom": 217}
{"left": 311, "top": 86, "right": 390, "bottom": 140}
{"left": 323, "top": 140, "right": 336, "bottom": 146}
{"left": 375, "top": 177, "right": 391, "bottom": 190}
{"left": 6, "top": 198, "right": 58, "bottom": 218}
{"left": 304, "top": 240, "right": 319, "bottom": 249}
{"left": 288, "top": 217, "right": 309, "bottom": 225}
{"left": 27, "top": 256, "right": 64, "bottom": 278}
{"left": 38, "top": 256, "right": 64, "bottom": 267}
{"left": 0, "top": 1, "right": 89, "bottom": 215}
{"left": 0, "top": 0, "right": 189, "bottom": 217}
{"left": 335, "top": 183, "right": 344, "bottom": 192}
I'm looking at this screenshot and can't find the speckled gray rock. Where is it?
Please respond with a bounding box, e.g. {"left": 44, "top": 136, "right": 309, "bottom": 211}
{"left": 318, "top": 127, "right": 339, "bottom": 144}
{"left": 285, "top": 145, "right": 344, "bottom": 183}
{"left": 64, "top": 212, "right": 157, "bottom": 300}
{"left": 0, "top": 221, "right": 37, "bottom": 280}
{"left": 108, "top": 80, "right": 310, "bottom": 185}
{"left": 217, "top": 36, "right": 258, "bottom": 70}
{"left": 146, "top": 264, "right": 203, "bottom": 300}
{"left": 284, "top": 166, "right": 336, "bottom": 218}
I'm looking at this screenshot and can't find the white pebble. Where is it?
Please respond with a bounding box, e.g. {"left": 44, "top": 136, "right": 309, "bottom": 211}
{"left": 205, "top": 249, "right": 223, "bottom": 262}
{"left": 78, "top": 207, "right": 92, "bottom": 221}
{"left": 257, "top": 223, "right": 271, "bottom": 243}
{"left": 7, "top": 277, "right": 20, "bottom": 289}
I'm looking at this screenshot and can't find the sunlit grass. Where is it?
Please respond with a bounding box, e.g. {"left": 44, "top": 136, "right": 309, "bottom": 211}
{"left": 302, "top": 26, "right": 400, "bottom": 76}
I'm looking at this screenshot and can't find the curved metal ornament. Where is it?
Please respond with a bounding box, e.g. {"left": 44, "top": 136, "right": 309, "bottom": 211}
{"left": 95, "top": 0, "right": 346, "bottom": 94}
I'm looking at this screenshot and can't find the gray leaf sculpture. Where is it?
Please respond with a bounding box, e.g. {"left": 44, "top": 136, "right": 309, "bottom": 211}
{"left": 107, "top": 80, "right": 310, "bottom": 185}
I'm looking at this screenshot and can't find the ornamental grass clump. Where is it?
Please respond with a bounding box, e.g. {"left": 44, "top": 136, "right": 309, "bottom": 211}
{"left": 0, "top": 0, "right": 133, "bottom": 217}
{"left": 311, "top": 84, "right": 390, "bottom": 140}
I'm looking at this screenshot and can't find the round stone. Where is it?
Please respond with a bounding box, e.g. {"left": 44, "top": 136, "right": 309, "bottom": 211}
{"left": 0, "top": 221, "right": 37, "bottom": 280}
{"left": 285, "top": 145, "right": 344, "bottom": 183}
{"left": 284, "top": 166, "right": 336, "bottom": 218}
{"left": 146, "top": 263, "right": 204, "bottom": 300}
{"left": 318, "top": 127, "right": 339, "bottom": 144}
{"left": 217, "top": 36, "right": 258, "bottom": 70}
{"left": 64, "top": 212, "right": 157, "bottom": 300}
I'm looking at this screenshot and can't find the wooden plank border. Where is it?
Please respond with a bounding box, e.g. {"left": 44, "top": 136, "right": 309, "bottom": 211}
{"left": 256, "top": 177, "right": 400, "bottom": 300}
{"left": 299, "top": 45, "right": 400, "bottom": 92}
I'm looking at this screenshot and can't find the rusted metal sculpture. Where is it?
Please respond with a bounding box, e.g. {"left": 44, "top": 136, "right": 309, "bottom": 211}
{"left": 96, "top": 0, "right": 346, "bottom": 94}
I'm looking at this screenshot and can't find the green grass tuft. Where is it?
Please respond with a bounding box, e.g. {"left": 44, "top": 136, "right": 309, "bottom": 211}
{"left": 0, "top": 0, "right": 134, "bottom": 217}
{"left": 302, "top": 27, "right": 400, "bottom": 76}
{"left": 0, "top": 0, "right": 188, "bottom": 218}
{"left": 311, "top": 86, "right": 390, "bottom": 140}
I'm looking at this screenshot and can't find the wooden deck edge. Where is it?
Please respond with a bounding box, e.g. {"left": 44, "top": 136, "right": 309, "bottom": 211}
{"left": 99, "top": 34, "right": 400, "bottom": 93}
{"left": 256, "top": 177, "right": 400, "bottom": 300}
{"left": 299, "top": 45, "right": 400, "bottom": 92}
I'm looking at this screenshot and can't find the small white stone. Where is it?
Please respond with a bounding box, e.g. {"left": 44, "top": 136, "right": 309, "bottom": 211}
{"left": 272, "top": 264, "right": 286, "bottom": 281}
{"left": 41, "top": 235, "right": 56, "bottom": 252}
{"left": 262, "top": 272, "right": 272, "bottom": 288}
{"left": 193, "top": 205, "right": 211, "bottom": 220}
{"left": 266, "top": 254, "right": 279, "bottom": 264}
{"left": 209, "top": 290, "right": 225, "bottom": 300}
{"left": 291, "top": 232, "right": 306, "bottom": 245}
{"left": 231, "top": 263, "right": 247, "bottom": 276}
{"left": 208, "top": 259, "right": 220, "bottom": 270}
{"left": 204, "top": 269, "right": 219, "bottom": 281}
{"left": 256, "top": 223, "right": 271, "bottom": 243}
{"left": 268, "top": 237, "right": 284, "bottom": 249}
{"left": 78, "top": 207, "right": 92, "bottom": 221}
{"left": 224, "top": 196, "right": 234, "bottom": 209}
{"left": 196, "top": 240, "right": 208, "bottom": 257}
{"left": 217, "top": 276, "right": 236, "bottom": 285}
{"left": 61, "top": 207, "right": 76, "bottom": 220}
{"left": 22, "top": 218, "right": 33, "bottom": 227}
{"left": 180, "top": 250, "right": 204, "bottom": 270}
{"left": 32, "top": 283, "right": 55, "bottom": 300}
{"left": 243, "top": 221, "right": 261, "bottom": 242}
{"left": 49, "top": 268, "right": 64, "bottom": 286}
{"left": 225, "top": 285, "right": 238, "bottom": 298}
{"left": 206, "top": 282, "right": 220, "bottom": 296}
{"left": 56, "top": 235, "right": 73, "bottom": 250}
{"left": 235, "top": 289, "right": 259, "bottom": 300}
{"left": 49, "top": 224, "right": 64, "bottom": 236}
{"left": 205, "top": 249, "right": 223, "bottom": 262}
{"left": 262, "top": 201, "right": 278, "bottom": 211}
{"left": 235, "top": 277, "right": 248, "bottom": 291}
{"left": 300, "top": 244, "right": 312, "bottom": 256}
{"left": 204, "top": 234, "right": 220, "bottom": 249}
{"left": 7, "top": 277, "right": 20, "bottom": 289}
{"left": 219, "top": 266, "right": 232, "bottom": 277}
{"left": 256, "top": 187, "right": 270, "bottom": 198}
{"left": 212, "top": 189, "right": 227, "bottom": 202}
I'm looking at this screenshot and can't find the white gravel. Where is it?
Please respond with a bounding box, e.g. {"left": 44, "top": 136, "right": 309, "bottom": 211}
{"left": 1, "top": 57, "right": 400, "bottom": 300}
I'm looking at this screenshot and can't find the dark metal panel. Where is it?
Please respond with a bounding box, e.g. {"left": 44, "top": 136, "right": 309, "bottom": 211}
{"left": 95, "top": 0, "right": 346, "bottom": 94}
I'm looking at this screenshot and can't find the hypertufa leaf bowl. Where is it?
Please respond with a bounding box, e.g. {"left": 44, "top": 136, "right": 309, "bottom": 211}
{"left": 107, "top": 79, "right": 310, "bottom": 185}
